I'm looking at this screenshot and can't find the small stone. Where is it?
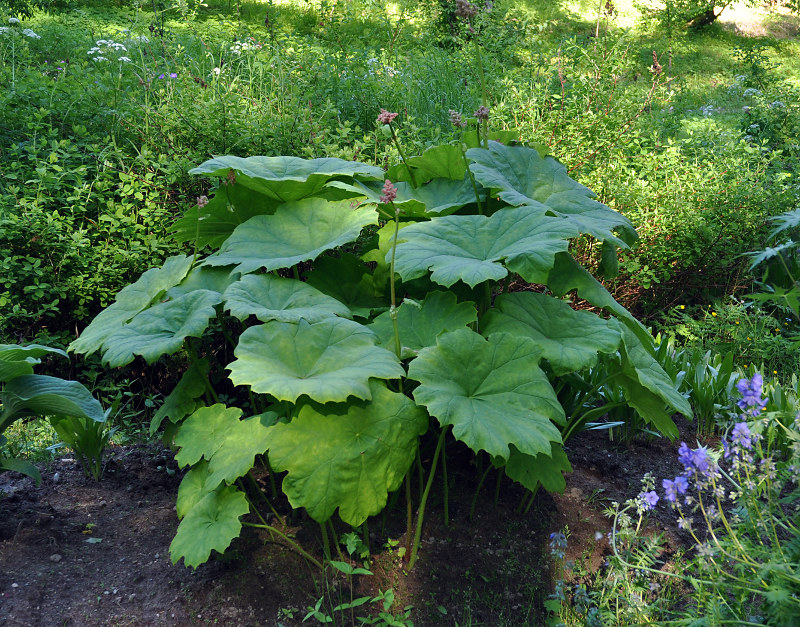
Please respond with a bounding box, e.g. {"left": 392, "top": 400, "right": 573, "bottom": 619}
{"left": 11, "top": 583, "right": 19, "bottom": 588}
{"left": 49, "top": 554, "right": 62, "bottom": 563}
{"left": 128, "top": 594, "right": 136, "bottom": 602}
{"left": 53, "top": 472, "right": 60, "bottom": 482}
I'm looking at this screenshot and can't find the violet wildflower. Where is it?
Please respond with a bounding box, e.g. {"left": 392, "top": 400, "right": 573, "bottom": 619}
{"left": 376, "top": 109, "right": 398, "bottom": 125}
{"left": 730, "top": 422, "right": 753, "bottom": 450}
{"left": 736, "top": 373, "right": 767, "bottom": 416}
{"left": 158, "top": 73, "right": 165, "bottom": 79}
{"left": 379, "top": 180, "right": 398, "bottom": 204}
{"left": 474, "top": 106, "right": 490, "bottom": 121}
{"left": 663, "top": 478, "right": 678, "bottom": 503}
{"left": 549, "top": 531, "right": 567, "bottom": 559}
{"left": 169, "top": 72, "right": 178, "bottom": 79}
{"left": 639, "top": 491, "right": 659, "bottom": 510}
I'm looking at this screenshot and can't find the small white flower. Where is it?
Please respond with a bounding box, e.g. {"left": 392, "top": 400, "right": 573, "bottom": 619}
{"left": 93, "top": 56, "right": 108, "bottom": 62}
{"left": 22, "top": 28, "right": 40, "bottom": 39}
{"left": 743, "top": 88, "right": 761, "bottom": 97}
{"left": 8, "top": 17, "right": 20, "bottom": 24}
{"left": 0, "top": 26, "right": 9, "bottom": 34}
{"left": 118, "top": 56, "right": 131, "bottom": 63}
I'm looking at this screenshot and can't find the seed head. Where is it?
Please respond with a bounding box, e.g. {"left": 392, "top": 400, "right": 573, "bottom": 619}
{"left": 455, "top": 0, "right": 479, "bottom": 20}
{"left": 474, "top": 106, "right": 490, "bottom": 122}
{"left": 651, "top": 51, "right": 663, "bottom": 76}
{"left": 377, "top": 109, "right": 398, "bottom": 125}
{"left": 380, "top": 179, "right": 397, "bottom": 204}
{"left": 448, "top": 109, "right": 465, "bottom": 128}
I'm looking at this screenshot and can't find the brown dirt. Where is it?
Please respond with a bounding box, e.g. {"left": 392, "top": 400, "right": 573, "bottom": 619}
{"left": 0, "top": 423, "right": 696, "bottom": 627}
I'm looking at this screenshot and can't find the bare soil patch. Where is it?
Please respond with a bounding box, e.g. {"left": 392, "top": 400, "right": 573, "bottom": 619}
{"left": 1, "top": 423, "right": 695, "bottom": 626}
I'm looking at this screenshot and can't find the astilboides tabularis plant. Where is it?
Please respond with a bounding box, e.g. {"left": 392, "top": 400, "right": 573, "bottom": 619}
{"left": 69, "top": 123, "right": 691, "bottom": 571}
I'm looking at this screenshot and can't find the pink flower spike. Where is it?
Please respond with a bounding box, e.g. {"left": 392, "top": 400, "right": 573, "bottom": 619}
{"left": 380, "top": 180, "right": 398, "bottom": 204}
{"left": 377, "top": 109, "right": 399, "bottom": 125}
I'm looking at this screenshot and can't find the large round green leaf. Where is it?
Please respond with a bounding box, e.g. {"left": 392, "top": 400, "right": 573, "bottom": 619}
{"left": 223, "top": 274, "right": 351, "bottom": 323}
{"left": 332, "top": 177, "right": 479, "bottom": 217}
{"left": 467, "top": 142, "right": 636, "bottom": 246}
{"left": 407, "top": 329, "right": 564, "bottom": 461}
{"left": 386, "top": 144, "right": 466, "bottom": 183}
{"left": 150, "top": 359, "right": 211, "bottom": 435}
{"left": 174, "top": 404, "right": 244, "bottom": 468}
{"left": 170, "top": 485, "right": 250, "bottom": 569}
{"left": 305, "top": 254, "right": 388, "bottom": 319}
{"left": 228, "top": 318, "right": 405, "bottom": 403}
{"left": 482, "top": 292, "right": 621, "bottom": 375}
{"left": 267, "top": 381, "right": 428, "bottom": 525}
{"left": 368, "top": 291, "right": 477, "bottom": 358}
{"left": 505, "top": 444, "right": 572, "bottom": 494}
{"left": 189, "top": 155, "right": 384, "bottom": 203}
{"left": 69, "top": 255, "right": 194, "bottom": 357}
{"left": 171, "top": 183, "right": 279, "bottom": 248}
{"left": 392, "top": 206, "right": 577, "bottom": 288}
{"left": 206, "top": 413, "right": 277, "bottom": 487}
{"left": 99, "top": 290, "right": 222, "bottom": 368}
{"left": 205, "top": 198, "right": 377, "bottom": 274}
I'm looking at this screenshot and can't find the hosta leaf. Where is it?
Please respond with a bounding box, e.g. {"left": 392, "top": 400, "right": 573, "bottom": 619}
{"left": 190, "top": 155, "right": 384, "bottom": 203}
{"left": 69, "top": 255, "right": 194, "bottom": 356}
{"left": 467, "top": 142, "right": 635, "bottom": 246}
{"left": 174, "top": 404, "right": 244, "bottom": 468}
{"left": 206, "top": 412, "right": 278, "bottom": 487}
{"left": 619, "top": 322, "right": 692, "bottom": 423}
{"left": 150, "top": 359, "right": 211, "bottom": 435}
{"left": 176, "top": 460, "right": 214, "bottom": 518}
{"left": 170, "top": 485, "right": 250, "bottom": 568}
{"left": 392, "top": 206, "right": 577, "bottom": 288}
{"left": 1, "top": 374, "right": 105, "bottom": 426}
{"left": 99, "top": 290, "right": 222, "bottom": 368}
{"left": 305, "top": 254, "right": 387, "bottom": 319}
{"left": 223, "top": 274, "right": 351, "bottom": 323}
{"left": 0, "top": 344, "right": 66, "bottom": 382}
{"left": 408, "top": 329, "right": 564, "bottom": 461}
{"left": 368, "top": 291, "right": 477, "bottom": 358}
{"left": 205, "top": 199, "right": 377, "bottom": 274}
{"left": 228, "top": 318, "right": 404, "bottom": 403}
{"left": 482, "top": 292, "right": 621, "bottom": 375}
{"left": 0, "top": 457, "right": 42, "bottom": 485}
{"left": 171, "top": 183, "right": 278, "bottom": 248}
{"left": 387, "top": 144, "right": 466, "bottom": 182}
{"left": 267, "top": 381, "right": 427, "bottom": 525}
{"left": 332, "top": 176, "right": 478, "bottom": 216}
{"left": 505, "top": 444, "right": 572, "bottom": 493}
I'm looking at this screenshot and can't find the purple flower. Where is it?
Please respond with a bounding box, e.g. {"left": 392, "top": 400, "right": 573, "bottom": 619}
{"left": 640, "top": 491, "right": 659, "bottom": 510}
{"left": 663, "top": 479, "right": 678, "bottom": 503}
{"left": 736, "top": 373, "right": 767, "bottom": 416}
{"left": 677, "top": 442, "right": 712, "bottom": 476}
{"left": 158, "top": 73, "right": 165, "bottom": 79}
{"left": 169, "top": 72, "right": 177, "bottom": 78}
{"left": 674, "top": 475, "right": 688, "bottom": 494}
{"left": 731, "top": 422, "right": 753, "bottom": 450}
